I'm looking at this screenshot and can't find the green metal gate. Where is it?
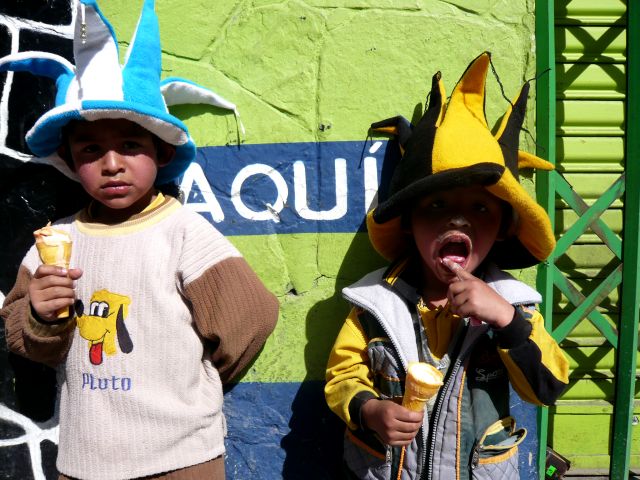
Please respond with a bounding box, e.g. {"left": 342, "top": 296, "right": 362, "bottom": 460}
{"left": 535, "top": 0, "right": 640, "bottom": 478}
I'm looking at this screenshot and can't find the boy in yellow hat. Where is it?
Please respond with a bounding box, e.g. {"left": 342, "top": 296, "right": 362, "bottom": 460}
{"left": 325, "top": 53, "right": 569, "bottom": 480}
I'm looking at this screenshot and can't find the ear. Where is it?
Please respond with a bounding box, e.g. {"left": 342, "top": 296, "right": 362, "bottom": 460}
{"left": 400, "top": 210, "right": 413, "bottom": 235}
{"left": 116, "top": 304, "right": 133, "bottom": 354}
{"left": 57, "top": 144, "right": 76, "bottom": 172}
{"left": 156, "top": 141, "right": 176, "bottom": 167}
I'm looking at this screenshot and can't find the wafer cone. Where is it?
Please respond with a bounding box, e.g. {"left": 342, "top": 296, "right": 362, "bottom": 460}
{"left": 402, "top": 362, "right": 444, "bottom": 412}
{"left": 34, "top": 223, "right": 73, "bottom": 319}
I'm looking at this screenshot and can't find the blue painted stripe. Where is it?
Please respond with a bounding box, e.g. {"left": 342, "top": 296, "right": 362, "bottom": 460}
{"left": 223, "top": 381, "right": 538, "bottom": 479}
{"left": 186, "top": 140, "right": 398, "bottom": 236}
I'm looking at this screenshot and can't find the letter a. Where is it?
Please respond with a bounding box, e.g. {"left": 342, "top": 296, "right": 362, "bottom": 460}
{"left": 180, "top": 162, "right": 225, "bottom": 222}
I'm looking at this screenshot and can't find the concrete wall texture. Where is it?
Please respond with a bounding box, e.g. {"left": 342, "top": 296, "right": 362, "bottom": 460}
{"left": 0, "top": 0, "right": 542, "bottom": 478}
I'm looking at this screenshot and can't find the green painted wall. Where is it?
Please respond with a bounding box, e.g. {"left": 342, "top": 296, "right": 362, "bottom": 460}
{"left": 101, "top": 0, "right": 540, "bottom": 380}
{"left": 540, "top": 0, "right": 640, "bottom": 474}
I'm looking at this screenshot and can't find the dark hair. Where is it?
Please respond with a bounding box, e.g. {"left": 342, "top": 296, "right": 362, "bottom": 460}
{"left": 157, "top": 182, "right": 184, "bottom": 202}
{"left": 57, "top": 122, "right": 76, "bottom": 170}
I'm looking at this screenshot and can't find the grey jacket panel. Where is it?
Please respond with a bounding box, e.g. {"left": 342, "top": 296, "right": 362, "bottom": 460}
{"left": 343, "top": 267, "right": 421, "bottom": 370}
{"left": 428, "top": 326, "right": 487, "bottom": 480}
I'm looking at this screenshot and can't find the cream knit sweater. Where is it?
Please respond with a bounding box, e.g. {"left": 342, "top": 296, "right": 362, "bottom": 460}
{"left": 2, "top": 195, "right": 279, "bottom": 480}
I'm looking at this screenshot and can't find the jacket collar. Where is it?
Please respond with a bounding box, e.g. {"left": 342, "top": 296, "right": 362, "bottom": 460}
{"left": 381, "top": 255, "right": 542, "bottom": 307}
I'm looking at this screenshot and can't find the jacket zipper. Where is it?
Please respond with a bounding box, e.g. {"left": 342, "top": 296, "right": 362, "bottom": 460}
{"left": 424, "top": 356, "right": 463, "bottom": 480}
{"left": 424, "top": 322, "right": 484, "bottom": 480}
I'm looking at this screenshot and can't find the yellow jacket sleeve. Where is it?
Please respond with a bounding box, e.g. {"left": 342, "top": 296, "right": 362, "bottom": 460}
{"left": 497, "top": 306, "right": 569, "bottom": 406}
{"left": 325, "top": 307, "right": 378, "bottom": 430}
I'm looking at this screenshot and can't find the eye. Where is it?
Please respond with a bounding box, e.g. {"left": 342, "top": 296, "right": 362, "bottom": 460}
{"left": 413, "top": 197, "right": 448, "bottom": 220}
{"left": 89, "top": 301, "right": 110, "bottom": 317}
{"left": 473, "top": 202, "right": 489, "bottom": 212}
{"left": 123, "top": 140, "right": 142, "bottom": 150}
{"left": 81, "top": 144, "right": 100, "bottom": 154}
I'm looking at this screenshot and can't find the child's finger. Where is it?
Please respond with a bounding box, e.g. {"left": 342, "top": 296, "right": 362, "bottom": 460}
{"left": 441, "top": 258, "right": 475, "bottom": 281}
{"left": 41, "top": 297, "right": 75, "bottom": 312}
{"left": 34, "top": 264, "right": 70, "bottom": 278}
{"left": 41, "top": 285, "right": 76, "bottom": 301}
{"left": 33, "top": 274, "right": 76, "bottom": 290}
{"left": 387, "top": 433, "right": 420, "bottom": 446}
{"left": 395, "top": 411, "right": 424, "bottom": 427}
{"left": 392, "top": 422, "right": 423, "bottom": 436}
{"left": 447, "top": 280, "right": 468, "bottom": 296}
{"left": 67, "top": 268, "right": 83, "bottom": 280}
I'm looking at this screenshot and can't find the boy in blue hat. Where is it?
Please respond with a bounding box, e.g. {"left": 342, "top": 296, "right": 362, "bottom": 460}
{"left": 325, "top": 53, "right": 569, "bottom": 480}
{"left": 0, "top": 1, "right": 278, "bottom": 479}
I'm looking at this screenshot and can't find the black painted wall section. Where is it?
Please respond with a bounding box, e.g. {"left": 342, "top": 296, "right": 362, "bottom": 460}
{"left": 0, "top": 2, "right": 84, "bottom": 478}
{"left": 0, "top": 1, "right": 72, "bottom": 24}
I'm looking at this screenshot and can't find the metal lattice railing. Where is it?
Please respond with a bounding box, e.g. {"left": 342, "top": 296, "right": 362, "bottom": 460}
{"left": 610, "top": 0, "right": 640, "bottom": 476}
{"left": 535, "top": 0, "right": 639, "bottom": 478}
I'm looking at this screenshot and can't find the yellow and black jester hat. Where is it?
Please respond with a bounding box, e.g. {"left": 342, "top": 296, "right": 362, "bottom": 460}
{"left": 367, "top": 52, "right": 556, "bottom": 269}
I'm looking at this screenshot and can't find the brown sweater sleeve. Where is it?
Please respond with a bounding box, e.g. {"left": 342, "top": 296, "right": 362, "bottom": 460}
{"left": 1, "top": 265, "right": 75, "bottom": 367}
{"left": 183, "top": 256, "right": 279, "bottom": 383}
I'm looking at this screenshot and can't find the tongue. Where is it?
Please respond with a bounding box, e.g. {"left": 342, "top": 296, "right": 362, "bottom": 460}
{"left": 441, "top": 243, "right": 467, "bottom": 264}
{"left": 90, "top": 342, "right": 103, "bottom": 365}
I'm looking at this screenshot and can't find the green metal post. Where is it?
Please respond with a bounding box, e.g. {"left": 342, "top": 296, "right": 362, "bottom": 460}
{"left": 610, "top": 1, "right": 640, "bottom": 478}
{"left": 535, "top": 0, "right": 556, "bottom": 478}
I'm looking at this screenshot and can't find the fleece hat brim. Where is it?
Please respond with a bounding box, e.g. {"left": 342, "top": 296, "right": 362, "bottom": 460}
{"left": 367, "top": 52, "right": 555, "bottom": 269}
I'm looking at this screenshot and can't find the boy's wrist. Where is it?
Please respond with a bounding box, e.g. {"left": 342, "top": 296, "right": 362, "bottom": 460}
{"left": 27, "top": 303, "right": 75, "bottom": 337}
{"left": 349, "top": 390, "right": 378, "bottom": 430}
{"left": 490, "top": 304, "right": 516, "bottom": 329}
{"left": 493, "top": 306, "right": 532, "bottom": 349}
{"left": 29, "top": 301, "right": 73, "bottom": 325}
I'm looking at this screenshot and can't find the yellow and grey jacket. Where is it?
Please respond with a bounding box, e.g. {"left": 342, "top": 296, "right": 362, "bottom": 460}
{"left": 325, "top": 259, "right": 569, "bottom": 480}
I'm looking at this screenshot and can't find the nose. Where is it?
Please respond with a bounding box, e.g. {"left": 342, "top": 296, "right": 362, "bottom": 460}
{"left": 101, "top": 150, "right": 124, "bottom": 174}
{"left": 448, "top": 214, "right": 470, "bottom": 228}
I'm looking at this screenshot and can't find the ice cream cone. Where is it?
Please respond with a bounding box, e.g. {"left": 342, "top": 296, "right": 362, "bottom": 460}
{"left": 34, "top": 223, "right": 73, "bottom": 319}
{"left": 35, "top": 241, "right": 72, "bottom": 268}
{"left": 402, "top": 362, "right": 444, "bottom": 412}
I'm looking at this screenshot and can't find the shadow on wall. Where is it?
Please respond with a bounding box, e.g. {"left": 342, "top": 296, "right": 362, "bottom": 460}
{"left": 279, "top": 139, "right": 397, "bottom": 479}
{"left": 280, "top": 237, "right": 386, "bottom": 479}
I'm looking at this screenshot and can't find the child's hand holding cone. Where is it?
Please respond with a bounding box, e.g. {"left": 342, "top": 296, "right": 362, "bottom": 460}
{"left": 31, "top": 223, "right": 78, "bottom": 320}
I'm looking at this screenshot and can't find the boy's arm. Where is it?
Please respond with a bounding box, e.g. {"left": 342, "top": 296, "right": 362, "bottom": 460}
{"left": 178, "top": 216, "right": 278, "bottom": 383}
{"left": 494, "top": 305, "right": 569, "bottom": 405}
{"left": 1, "top": 265, "right": 75, "bottom": 367}
{"left": 185, "top": 256, "right": 278, "bottom": 383}
{"left": 325, "top": 308, "right": 378, "bottom": 430}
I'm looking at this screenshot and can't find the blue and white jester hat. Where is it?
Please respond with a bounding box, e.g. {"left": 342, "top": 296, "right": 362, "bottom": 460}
{"left": 0, "top": 0, "right": 241, "bottom": 185}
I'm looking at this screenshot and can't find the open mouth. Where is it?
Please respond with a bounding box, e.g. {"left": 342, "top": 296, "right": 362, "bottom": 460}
{"left": 437, "top": 233, "right": 472, "bottom": 269}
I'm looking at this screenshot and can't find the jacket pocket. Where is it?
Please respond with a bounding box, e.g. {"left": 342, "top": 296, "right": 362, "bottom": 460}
{"left": 470, "top": 416, "right": 526, "bottom": 480}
